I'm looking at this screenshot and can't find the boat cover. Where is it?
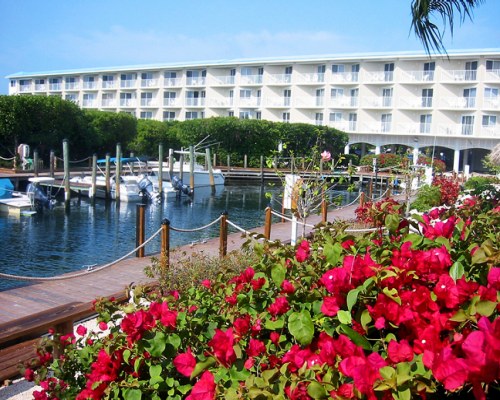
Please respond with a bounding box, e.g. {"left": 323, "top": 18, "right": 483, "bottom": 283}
{"left": 0, "top": 178, "right": 14, "bottom": 199}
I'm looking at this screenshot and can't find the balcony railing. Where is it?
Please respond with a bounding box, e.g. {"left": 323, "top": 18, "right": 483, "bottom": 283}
{"left": 440, "top": 97, "right": 476, "bottom": 109}
{"left": 120, "top": 80, "right": 137, "bottom": 88}
{"left": 83, "top": 82, "right": 97, "bottom": 89}
{"left": 213, "top": 76, "right": 235, "bottom": 85}
{"left": 439, "top": 124, "right": 475, "bottom": 136}
{"left": 141, "top": 79, "right": 157, "bottom": 88}
{"left": 479, "top": 125, "right": 500, "bottom": 137}
{"left": 207, "top": 98, "right": 233, "bottom": 107}
{"left": 240, "top": 75, "right": 263, "bottom": 85}
{"left": 186, "top": 77, "right": 206, "bottom": 86}
{"left": 331, "top": 72, "right": 359, "bottom": 83}
{"left": 65, "top": 83, "right": 79, "bottom": 90}
{"left": 483, "top": 97, "right": 500, "bottom": 110}
{"left": 294, "top": 97, "right": 325, "bottom": 108}
{"left": 363, "top": 71, "right": 393, "bottom": 83}
{"left": 361, "top": 96, "right": 392, "bottom": 108}
{"left": 102, "top": 81, "right": 116, "bottom": 89}
{"left": 19, "top": 85, "right": 32, "bottom": 92}
{"left": 398, "top": 96, "right": 433, "bottom": 109}
{"left": 163, "top": 98, "right": 180, "bottom": 107}
{"left": 440, "top": 69, "right": 477, "bottom": 82}
{"left": 485, "top": 69, "right": 500, "bottom": 82}
{"left": 267, "top": 74, "right": 292, "bottom": 84}
{"left": 120, "top": 99, "right": 137, "bottom": 107}
{"left": 49, "top": 83, "right": 62, "bottom": 91}
{"left": 101, "top": 99, "right": 116, "bottom": 107}
{"left": 328, "top": 97, "right": 358, "bottom": 108}
{"left": 34, "top": 84, "right": 46, "bottom": 92}
{"left": 329, "top": 121, "right": 358, "bottom": 132}
{"left": 164, "top": 77, "right": 182, "bottom": 87}
{"left": 399, "top": 70, "right": 435, "bottom": 83}
{"left": 296, "top": 73, "right": 324, "bottom": 84}
{"left": 82, "top": 100, "right": 97, "bottom": 108}
{"left": 264, "top": 97, "right": 291, "bottom": 107}
{"left": 185, "top": 98, "right": 206, "bottom": 107}
{"left": 361, "top": 122, "right": 392, "bottom": 133}
{"left": 397, "top": 122, "right": 434, "bottom": 134}
{"left": 238, "top": 98, "right": 261, "bottom": 107}
{"left": 140, "top": 99, "right": 156, "bottom": 107}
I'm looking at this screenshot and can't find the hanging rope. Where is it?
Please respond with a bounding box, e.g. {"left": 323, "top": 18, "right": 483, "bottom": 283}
{"left": 0, "top": 226, "right": 164, "bottom": 282}
{"left": 226, "top": 219, "right": 278, "bottom": 244}
{"left": 0, "top": 155, "right": 15, "bottom": 161}
{"left": 169, "top": 215, "right": 222, "bottom": 233}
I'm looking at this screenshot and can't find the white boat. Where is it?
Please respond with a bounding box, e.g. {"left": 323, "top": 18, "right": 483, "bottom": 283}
{"left": 0, "top": 177, "right": 55, "bottom": 215}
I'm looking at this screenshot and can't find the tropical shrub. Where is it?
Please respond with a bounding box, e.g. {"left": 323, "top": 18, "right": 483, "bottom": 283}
{"left": 416, "top": 155, "right": 446, "bottom": 173}
{"left": 359, "top": 154, "right": 403, "bottom": 169}
{"left": 432, "top": 175, "right": 461, "bottom": 206}
{"left": 355, "top": 198, "right": 404, "bottom": 227}
{"left": 410, "top": 184, "right": 442, "bottom": 212}
{"left": 25, "top": 197, "right": 500, "bottom": 400}
{"left": 464, "top": 176, "right": 500, "bottom": 195}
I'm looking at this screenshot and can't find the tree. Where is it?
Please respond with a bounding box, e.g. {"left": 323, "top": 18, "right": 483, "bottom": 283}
{"left": 411, "top": 0, "right": 485, "bottom": 53}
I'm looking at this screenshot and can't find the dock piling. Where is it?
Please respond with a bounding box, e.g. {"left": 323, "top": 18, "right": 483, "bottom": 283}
{"left": 206, "top": 148, "right": 215, "bottom": 192}
{"left": 158, "top": 144, "right": 164, "bottom": 195}
{"left": 168, "top": 148, "right": 174, "bottom": 180}
{"left": 136, "top": 204, "right": 146, "bottom": 258}
{"left": 219, "top": 211, "right": 228, "bottom": 258}
{"left": 49, "top": 150, "right": 55, "bottom": 178}
{"left": 264, "top": 206, "right": 272, "bottom": 240}
{"left": 115, "top": 144, "right": 122, "bottom": 201}
{"left": 260, "top": 155, "right": 264, "bottom": 184}
{"left": 321, "top": 188, "right": 328, "bottom": 223}
{"left": 105, "top": 153, "right": 111, "bottom": 199}
{"left": 189, "top": 145, "right": 195, "bottom": 191}
{"left": 90, "top": 154, "right": 97, "bottom": 203}
{"left": 161, "top": 219, "right": 170, "bottom": 270}
{"left": 63, "top": 139, "right": 70, "bottom": 208}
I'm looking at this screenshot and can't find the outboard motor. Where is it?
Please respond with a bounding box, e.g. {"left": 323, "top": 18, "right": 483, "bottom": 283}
{"left": 171, "top": 176, "right": 193, "bottom": 196}
{"left": 137, "top": 175, "right": 161, "bottom": 202}
{"left": 26, "top": 183, "right": 55, "bottom": 211}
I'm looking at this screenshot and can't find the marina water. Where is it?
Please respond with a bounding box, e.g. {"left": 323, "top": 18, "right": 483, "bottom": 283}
{"left": 0, "top": 184, "right": 359, "bottom": 291}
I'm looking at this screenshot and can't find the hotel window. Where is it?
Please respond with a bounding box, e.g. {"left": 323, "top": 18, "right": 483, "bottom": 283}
{"left": 141, "top": 72, "right": 155, "bottom": 87}
{"left": 351, "top": 64, "right": 360, "bottom": 81}
{"left": 82, "top": 93, "right": 96, "bottom": 107}
{"left": 256, "top": 111, "right": 262, "bottom": 120}
{"left": 102, "top": 93, "right": 115, "bottom": 106}
{"left": 284, "top": 89, "right": 291, "bottom": 106}
{"left": 349, "top": 113, "right": 357, "bottom": 131}
{"left": 239, "top": 111, "right": 252, "bottom": 119}
{"left": 10, "top": 80, "right": 15, "bottom": 88}
{"left": 423, "top": 62, "right": 435, "bottom": 81}
{"left": 141, "top": 92, "right": 153, "bottom": 106}
{"left": 228, "top": 68, "right": 236, "bottom": 84}
{"left": 140, "top": 111, "right": 153, "bottom": 120}
{"left": 228, "top": 111, "right": 234, "bottom": 117}
{"left": 422, "top": 88, "right": 433, "bottom": 107}
{"left": 83, "top": 76, "right": 96, "bottom": 89}
{"left": 49, "top": 78, "right": 62, "bottom": 91}
{"left": 316, "top": 88, "right": 325, "bottom": 106}
{"left": 186, "top": 91, "right": 203, "bottom": 106}
{"left": 282, "top": 112, "right": 290, "bottom": 123}
{"left": 315, "top": 112, "right": 324, "bottom": 125}
{"left": 186, "top": 70, "right": 206, "bottom": 85}
{"left": 102, "top": 75, "right": 115, "bottom": 88}
{"left": 257, "top": 67, "right": 264, "bottom": 83}
{"left": 465, "top": 61, "right": 478, "bottom": 80}
{"left": 420, "top": 114, "right": 432, "bottom": 133}
{"left": 120, "top": 92, "right": 134, "bottom": 107}
{"left": 384, "top": 63, "right": 394, "bottom": 81}
{"left": 65, "top": 94, "right": 77, "bottom": 102}
{"left": 19, "top": 79, "right": 32, "bottom": 92}
{"left": 381, "top": 113, "right": 392, "bottom": 132}
{"left": 486, "top": 60, "right": 500, "bottom": 77}
{"left": 185, "top": 111, "right": 199, "bottom": 120}
{"left": 163, "top": 111, "right": 176, "bottom": 121}
{"left": 332, "top": 64, "right": 345, "bottom": 74}
{"left": 463, "top": 88, "right": 476, "bottom": 108}
{"left": 35, "top": 79, "right": 45, "bottom": 91}
{"left": 482, "top": 115, "right": 496, "bottom": 126}
{"left": 284, "top": 66, "right": 292, "bottom": 82}
{"left": 461, "top": 115, "right": 474, "bottom": 135}
{"left": 331, "top": 88, "right": 344, "bottom": 98}
{"left": 485, "top": 87, "right": 499, "bottom": 100}
{"left": 163, "top": 91, "right": 177, "bottom": 106}
{"left": 329, "top": 112, "right": 342, "bottom": 123}
{"left": 164, "top": 71, "right": 177, "bottom": 86}
{"left": 317, "top": 65, "right": 326, "bottom": 82}
{"left": 65, "top": 76, "right": 77, "bottom": 90}
{"left": 350, "top": 88, "right": 359, "bottom": 107}
{"left": 382, "top": 88, "right": 393, "bottom": 107}
{"left": 120, "top": 73, "right": 137, "bottom": 88}
{"left": 229, "top": 89, "right": 234, "bottom": 106}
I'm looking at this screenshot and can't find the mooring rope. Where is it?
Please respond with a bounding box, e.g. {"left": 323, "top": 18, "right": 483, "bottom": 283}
{"left": 226, "top": 219, "right": 278, "bottom": 244}
{"left": 0, "top": 226, "right": 163, "bottom": 282}
{"left": 170, "top": 215, "right": 222, "bottom": 233}
{"left": 0, "top": 155, "right": 15, "bottom": 161}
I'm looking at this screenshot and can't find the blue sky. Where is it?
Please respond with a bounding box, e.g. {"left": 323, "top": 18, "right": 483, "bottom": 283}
{"left": 1, "top": 0, "right": 499, "bottom": 94}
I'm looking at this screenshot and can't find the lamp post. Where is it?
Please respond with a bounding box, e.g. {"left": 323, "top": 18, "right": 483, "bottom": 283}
{"left": 372, "top": 157, "right": 378, "bottom": 190}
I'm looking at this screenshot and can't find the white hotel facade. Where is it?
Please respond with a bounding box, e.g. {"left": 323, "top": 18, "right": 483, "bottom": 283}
{"left": 6, "top": 49, "right": 500, "bottom": 173}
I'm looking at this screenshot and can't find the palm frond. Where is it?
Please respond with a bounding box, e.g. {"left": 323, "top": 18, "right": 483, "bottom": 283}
{"left": 411, "top": 0, "right": 485, "bottom": 54}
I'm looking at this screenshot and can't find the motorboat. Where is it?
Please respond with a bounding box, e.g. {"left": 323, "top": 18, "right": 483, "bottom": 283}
{"left": 0, "top": 177, "right": 55, "bottom": 215}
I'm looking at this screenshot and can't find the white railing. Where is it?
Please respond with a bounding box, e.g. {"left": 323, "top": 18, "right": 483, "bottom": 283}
{"left": 140, "top": 99, "right": 156, "bottom": 107}
{"left": 239, "top": 75, "right": 263, "bottom": 85}
{"left": 101, "top": 99, "right": 116, "bottom": 107}
{"left": 439, "top": 124, "right": 474, "bottom": 136}
{"left": 267, "top": 73, "right": 292, "bottom": 84}
{"left": 212, "top": 75, "right": 235, "bottom": 85}
{"left": 207, "top": 98, "right": 233, "bottom": 107}
{"left": 483, "top": 97, "right": 500, "bottom": 110}
{"left": 328, "top": 97, "right": 357, "bottom": 108}
{"left": 331, "top": 72, "right": 359, "bottom": 83}
{"left": 186, "top": 77, "right": 206, "bottom": 86}
{"left": 363, "top": 71, "right": 393, "bottom": 83}
{"left": 294, "top": 97, "right": 324, "bottom": 108}
{"left": 399, "top": 70, "right": 435, "bottom": 83}
{"left": 238, "top": 98, "right": 261, "bottom": 107}
{"left": 329, "top": 121, "right": 358, "bottom": 132}
{"left": 485, "top": 69, "right": 500, "bottom": 82}
{"left": 120, "top": 80, "right": 137, "bottom": 88}
{"left": 439, "top": 97, "right": 475, "bottom": 109}
{"left": 49, "top": 83, "right": 62, "bottom": 91}
{"left": 82, "top": 100, "right": 97, "bottom": 108}
{"left": 163, "top": 98, "right": 180, "bottom": 107}
{"left": 120, "top": 99, "right": 137, "bottom": 107}
{"left": 398, "top": 97, "right": 433, "bottom": 109}
{"left": 397, "top": 122, "right": 435, "bottom": 135}
{"left": 440, "top": 69, "right": 477, "bottom": 82}
{"left": 102, "top": 81, "right": 116, "bottom": 89}
{"left": 361, "top": 96, "right": 392, "bottom": 108}
{"left": 185, "top": 98, "right": 206, "bottom": 107}
{"left": 34, "top": 84, "right": 46, "bottom": 92}
{"left": 361, "top": 122, "right": 392, "bottom": 133}
{"left": 19, "top": 85, "right": 32, "bottom": 92}
{"left": 141, "top": 79, "right": 157, "bottom": 87}
{"left": 264, "top": 97, "right": 291, "bottom": 107}
{"left": 83, "top": 82, "right": 97, "bottom": 89}
{"left": 65, "top": 82, "right": 79, "bottom": 90}
{"left": 296, "top": 73, "right": 325, "bottom": 84}
{"left": 478, "top": 125, "right": 500, "bottom": 137}
{"left": 164, "top": 77, "right": 182, "bottom": 87}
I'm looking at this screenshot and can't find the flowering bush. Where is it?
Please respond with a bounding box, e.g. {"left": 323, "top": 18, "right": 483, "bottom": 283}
{"left": 25, "top": 196, "right": 500, "bottom": 399}
{"left": 432, "top": 175, "right": 461, "bottom": 206}
{"left": 355, "top": 198, "right": 404, "bottom": 227}
{"left": 417, "top": 156, "right": 446, "bottom": 173}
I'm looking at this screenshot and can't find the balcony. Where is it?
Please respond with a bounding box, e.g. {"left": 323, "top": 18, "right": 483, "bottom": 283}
{"left": 361, "top": 122, "right": 393, "bottom": 133}
{"left": 34, "top": 84, "right": 46, "bottom": 92}
{"left": 397, "top": 122, "right": 434, "bottom": 135}
{"left": 485, "top": 69, "right": 500, "bottom": 83}
{"left": 399, "top": 70, "right": 435, "bottom": 83}
{"left": 186, "top": 77, "right": 206, "bottom": 86}
{"left": 264, "top": 97, "right": 291, "bottom": 108}
{"left": 163, "top": 98, "right": 181, "bottom": 107}
{"left": 212, "top": 76, "right": 235, "bottom": 86}
{"left": 438, "top": 124, "right": 475, "bottom": 136}
{"left": 331, "top": 72, "right": 359, "bottom": 84}
{"left": 238, "top": 98, "right": 261, "bottom": 108}
{"left": 120, "top": 79, "right": 137, "bottom": 88}
{"left": 102, "top": 81, "right": 116, "bottom": 89}
{"left": 207, "top": 98, "right": 233, "bottom": 107}
{"left": 361, "top": 96, "right": 393, "bottom": 108}
{"left": 164, "top": 77, "right": 182, "bottom": 87}
{"left": 120, "top": 99, "right": 137, "bottom": 107}
{"left": 82, "top": 99, "right": 97, "bottom": 108}
{"left": 239, "top": 75, "right": 263, "bottom": 85}
{"left": 65, "top": 82, "right": 79, "bottom": 91}
{"left": 329, "top": 121, "right": 358, "bottom": 132}
{"left": 483, "top": 97, "right": 500, "bottom": 110}
{"left": 141, "top": 79, "right": 157, "bottom": 88}
{"left": 328, "top": 97, "right": 358, "bottom": 108}
{"left": 439, "top": 97, "right": 476, "bottom": 109}
{"left": 398, "top": 96, "right": 433, "bottom": 109}
{"left": 295, "top": 73, "right": 325, "bottom": 84}
{"left": 140, "top": 99, "right": 157, "bottom": 107}
{"left": 185, "top": 98, "right": 206, "bottom": 107}
{"left": 49, "top": 83, "right": 62, "bottom": 91}
{"left": 19, "top": 85, "right": 33, "bottom": 93}
{"left": 267, "top": 74, "right": 292, "bottom": 85}
{"left": 440, "top": 69, "right": 477, "bottom": 83}
{"left": 101, "top": 99, "right": 116, "bottom": 107}
{"left": 363, "top": 71, "right": 393, "bottom": 83}
{"left": 83, "top": 82, "right": 97, "bottom": 90}
{"left": 294, "top": 97, "right": 325, "bottom": 108}
{"left": 479, "top": 125, "right": 500, "bottom": 137}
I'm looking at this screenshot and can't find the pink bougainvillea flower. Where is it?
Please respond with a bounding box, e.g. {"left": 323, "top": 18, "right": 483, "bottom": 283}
{"left": 225, "top": 293, "right": 237, "bottom": 305}
{"left": 208, "top": 328, "right": 236, "bottom": 367}
{"left": 201, "top": 279, "right": 211, "bottom": 289}
{"left": 320, "top": 266, "right": 352, "bottom": 294}
{"left": 270, "top": 331, "right": 280, "bottom": 346}
{"left": 24, "top": 368, "right": 34, "bottom": 382}
{"left": 281, "top": 279, "right": 295, "bottom": 294}
{"left": 251, "top": 277, "right": 266, "bottom": 291}
{"left": 295, "top": 240, "right": 310, "bottom": 262}
{"left": 76, "top": 324, "right": 87, "bottom": 337}
{"left": 339, "top": 352, "right": 387, "bottom": 398}
{"left": 173, "top": 348, "right": 196, "bottom": 377}
{"left": 424, "top": 345, "right": 468, "bottom": 392}
{"left": 321, "top": 150, "right": 331, "bottom": 161}
{"left": 98, "top": 321, "right": 108, "bottom": 331}
{"left": 421, "top": 215, "right": 457, "bottom": 239}
{"left": 330, "top": 383, "right": 355, "bottom": 399}
{"left": 233, "top": 315, "right": 251, "bottom": 339}
{"left": 150, "top": 301, "right": 178, "bottom": 329}
{"left": 121, "top": 309, "right": 156, "bottom": 345}
{"left": 285, "top": 381, "right": 311, "bottom": 400}
{"left": 321, "top": 295, "right": 343, "bottom": 317}
{"left": 186, "top": 371, "right": 216, "bottom": 400}
{"left": 487, "top": 267, "right": 500, "bottom": 290}
{"left": 247, "top": 338, "right": 266, "bottom": 357}
{"left": 387, "top": 339, "right": 414, "bottom": 363}
{"left": 267, "top": 296, "right": 290, "bottom": 317}
{"left": 433, "top": 274, "right": 460, "bottom": 309}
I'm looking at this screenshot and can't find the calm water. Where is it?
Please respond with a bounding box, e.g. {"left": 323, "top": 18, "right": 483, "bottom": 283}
{"left": 0, "top": 184, "right": 359, "bottom": 291}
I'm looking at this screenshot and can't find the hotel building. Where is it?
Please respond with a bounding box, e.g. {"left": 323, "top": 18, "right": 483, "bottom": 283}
{"left": 6, "top": 49, "right": 500, "bottom": 172}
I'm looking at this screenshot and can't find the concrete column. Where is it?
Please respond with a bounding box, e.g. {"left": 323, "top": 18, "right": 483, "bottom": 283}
{"left": 453, "top": 149, "right": 460, "bottom": 173}
{"left": 375, "top": 145, "right": 381, "bottom": 155}
{"left": 412, "top": 147, "right": 419, "bottom": 165}
{"left": 344, "top": 144, "right": 350, "bottom": 154}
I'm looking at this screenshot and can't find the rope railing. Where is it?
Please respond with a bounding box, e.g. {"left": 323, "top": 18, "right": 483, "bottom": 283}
{"left": 169, "top": 215, "right": 222, "bottom": 233}
{"left": 0, "top": 155, "right": 15, "bottom": 161}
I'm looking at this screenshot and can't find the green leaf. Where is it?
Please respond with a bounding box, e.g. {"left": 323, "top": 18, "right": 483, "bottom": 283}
{"left": 191, "top": 357, "right": 216, "bottom": 379}
{"left": 144, "top": 331, "right": 166, "bottom": 357}
{"left": 265, "top": 319, "right": 284, "bottom": 330}
{"left": 385, "top": 213, "right": 400, "bottom": 233}
{"left": 382, "top": 287, "right": 401, "bottom": 305}
{"left": 449, "top": 262, "right": 465, "bottom": 281}
{"left": 338, "top": 324, "right": 371, "bottom": 350}
{"left": 475, "top": 300, "right": 497, "bottom": 317}
{"left": 323, "top": 242, "right": 342, "bottom": 265}
{"left": 271, "top": 263, "right": 286, "bottom": 288}
{"left": 360, "top": 309, "right": 372, "bottom": 330}
{"left": 346, "top": 288, "right": 360, "bottom": 312}
{"left": 396, "top": 362, "right": 411, "bottom": 386}
{"left": 121, "top": 388, "right": 142, "bottom": 400}
{"left": 288, "top": 310, "right": 314, "bottom": 346}
{"left": 307, "top": 381, "right": 328, "bottom": 399}
{"left": 449, "top": 309, "right": 468, "bottom": 322}
{"left": 471, "top": 248, "right": 487, "bottom": 265}
{"left": 397, "top": 388, "right": 412, "bottom": 400}
{"left": 337, "top": 310, "right": 352, "bottom": 325}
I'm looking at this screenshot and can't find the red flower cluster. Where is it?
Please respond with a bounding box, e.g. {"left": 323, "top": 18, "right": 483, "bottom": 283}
{"left": 295, "top": 240, "right": 310, "bottom": 262}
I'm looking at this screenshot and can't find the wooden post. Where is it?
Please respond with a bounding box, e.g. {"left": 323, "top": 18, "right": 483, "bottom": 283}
{"left": 105, "top": 153, "right": 111, "bottom": 200}
{"left": 63, "top": 139, "right": 70, "bottom": 208}
{"left": 360, "top": 191, "right": 366, "bottom": 208}
{"left": 168, "top": 148, "right": 174, "bottom": 180}
{"left": 206, "top": 148, "right": 215, "bottom": 191}
{"left": 219, "top": 211, "right": 228, "bottom": 258}
{"left": 321, "top": 188, "right": 328, "bottom": 223}
{"left": 213, "top": 153, "right": 216, "bottom": 168}
{"left": 158, "top": 144, "right": 164, "bottom": 196}
{"left": 368, "top": 178, "right": 373, "bottom": 199}
{"left": 115, "top": 143, "right": 122, "bottom": 201}
{"left": 161, "top": 219, "right": 170, "bottom": 270}
{"left": 264, "top": 206, "right": 272, "bottom": 240}
{"left": 49, "top": 150, "right": 55, "bottom": 177}
{"left": 227, "top": 154, "right": 230, "bottom": 172}
{"left": 291, "top": 156, "right": 295, "bottom": 175}
{"left": 33, "top": 150, "right": 39, "bottom": 176}
{"left": 244, "top": 154, "right": 248, "bottom": 169}
{"left": 260, "top": 155, "right": 264, "bottom": 184}
{"left": 90, "top": 154, "right": 97, "bottom": 204}
{"left": 179, "top": 154, "right": 184, "bottom": 181}
{"left": 319, "top": 159, "right": 323, "bottom": 176}
{"left": 189, "top": 145, "right": 195, "bottom": 191}
{"left": 53, "top": 320, "right": 75, "bottom": 359}
{"left": 136, "top": 204, "right": 146, "bottom": 257}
